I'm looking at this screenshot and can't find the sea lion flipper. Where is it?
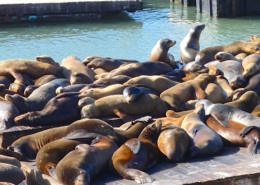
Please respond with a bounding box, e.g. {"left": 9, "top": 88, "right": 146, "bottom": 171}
{"left": 132, "top": 116, "right": 152, "bottom": 124}
{"left": 192, "top": 84, "right": 206, "bottom": 100}
{"left": 125, "top": 169, "right": 153, "bottom": 184}
{"left": 239, "top": 126, "right": 259, "bottom": 137}
{"left": 113, "top": 109, "right": 133, "bottom": 122}
{"left": 47, "top": 166, "right": 58, "bottom": 180}
{"left": 247, "top": 139, "right": 260, "bottom": 155}
{"left": 166, "top": 110, "right": 182, "bottom": 118}
{"left": 211, "top": 112, "right": 229, "bottom": 127}
{"left": 125, "top": 139, "right": 141, "bottom": 154}
{"left": 63, "top": 130, "right": 100, "bottom": 144}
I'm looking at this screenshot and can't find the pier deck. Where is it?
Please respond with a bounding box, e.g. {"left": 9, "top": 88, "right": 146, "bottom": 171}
{"left": 0, "top": 0, "right": 143, "bottom": 23}
{"left": 21, "top": 147, "right": 260, "bottom": 185}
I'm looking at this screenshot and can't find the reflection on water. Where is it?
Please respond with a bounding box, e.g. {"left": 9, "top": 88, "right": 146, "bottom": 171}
{"left": 0, "top": 0, "right": 260, "bottom": 63}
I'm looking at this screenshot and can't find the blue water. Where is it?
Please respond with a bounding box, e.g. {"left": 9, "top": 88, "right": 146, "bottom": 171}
{"left": 0, "top": 0, "right": 260, "bottom": 63}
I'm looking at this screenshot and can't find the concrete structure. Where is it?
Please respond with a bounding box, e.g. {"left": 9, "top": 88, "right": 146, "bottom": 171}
{"left": 0, "top": 0, "right": 143, "bottom": 23}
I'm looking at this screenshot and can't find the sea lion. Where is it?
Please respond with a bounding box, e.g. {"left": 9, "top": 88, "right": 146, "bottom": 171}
{"left": 123, "top": 86, "right": 145, "bottom": 103}
{"left": 81, "top": 94, "right": 168, "bottom": 120}
{"left": 149, "top": 38, "right": 176, "bottom": 68}
{"left": 206, "top": 116, "right": 260, "bottom": 154}
{"left": 157, "top": 123, "right": 189, "bottom": 162}
{"left": 35, "top": 55, "right": 60, "bottom": 68}
{"left": 8, "top": 73, "right": 34, "bottom": 94}
{"left": 160, "top": 74, "right": 215, "bottom": 111}
{"left": 79, "top": 84, "right": 126, "bottom": 100}
{"left": 204, "top": 83, "right": 225, "bottom": 103}
{"left": 93, "top": 75, "right": 131, "bottom": 86}
{"left": 8, "top": 118, "right": 117, "bottom": 160}
{"left": 0, "top": 76, "right": 13, "bottom": 89}
{"left": 225, "top": 91, "right": 259, "bottom": 113}
{"left": 0, "top": 58, "right": 61, "bottom": 82}
{"left": 189, "top": 41, "right": 260, "bottom": 72}
{"left": 196, "top": 99, "right": 260, "bottom": 131}
{"left": 95, "top": 61, "right": 173, "bottom": 79}
{"left": 0, "top": 97, "right": 19, "bottom": 130}
{"left": 61, "top": 55, "right": 95, "bottom": 84}
{"left": 124, "top": 75, "right": 179, "bottom": 93}
{"left": 0, "top": 155, "right": 21, "bottom": 167}
{"left": 110, "top": 120, "right": 162, "bottom": 184}
{"left": 36, "top": 133, "right": 99, "bottom": 175}
{"left": 233, "top": 73, "right": 260, "bottom": 100}
{"left": 93, "top": 68, "right": 107, "bottom": 75}
{"left": 55, "top": 84, "right": 87, "bottom": 94}
{"left": 5, "top": 78, "right": 70, "bottom": 114}
{"left": 235, "top": 53, "right": 248, "bottom": 60}
{"left": 181, "top": 104, "right": 223, "bottom": 157}
{"left": 86, "top": 57, "right": 139, "bottom": 72}
{"left": 214, "top": 52, "right": 242, "bottom": 62}
{"left": 48, "top": 135, "right": 118, "bottom": 185}
{"left": 242, "top": 54, "right": 260, "bottom": 78}
{"left": 78, "top": 97, "right": 96, "bottom": 109}
{"left": 250, "top": 35, "right": 260, "bottom": 43}
{"left": 213, "top": 75, "right": 233, "bottom": 102}
{"left": 0, "top": 163, "right": 25, "bottom": 184}
{"left": 14, "top": 92, "right": 81, "bottom": 126}
{"left": 180, "top": 24, "right": 205, "bottom": 63}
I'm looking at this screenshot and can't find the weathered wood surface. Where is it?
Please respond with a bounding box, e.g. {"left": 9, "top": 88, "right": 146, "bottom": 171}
{"left": 21, "top": 147, "right": 260, "bottom": 185}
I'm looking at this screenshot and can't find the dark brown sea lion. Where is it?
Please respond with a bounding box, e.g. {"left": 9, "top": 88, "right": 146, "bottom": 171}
{"left": 180, "top": 24, "right": 205, "bottom": 64}
{"left": 157, "top": 123, "right": 189, "bottom": 162}
{"left": 0, "top": 97, "right": 19, "bottom": 130}
{"left": 95, "top": 61, "right": 173, "bottom": 79}
{"left": 149, "top": 38, "right": 176, "bottom": 68}
{"left": 160, "top": 74, "right": 215, "bottom": 111}
{"left": 206, "top": 116, "right": 260, "bottom": 154}
{"left": 14, "top": 92, "right": 81, "bottom": 126}
{"left": 5, "top": 78, "right": 70, "bottom": 114}
{"left": 124, "top": 75, "right": 179, "bottom": 93}
{"left": 0, "top": 155, "right": 21, "bottom": 167}
{"left": 0, "top": 163, "right": 25, "bottom": 184}
{"left": 8, "top": 118, "right": 117, "bottom": 160}
{"left": 181, "top": 104, "right": 223, "bottom": 157}
{"left": 242, "top": 54, "right": 260, "bottom": 78}
{"left": 0, "top": 76, "right": 13, "bottom": 89}
{"left": 81, "top": 94, "right": 168, "bottom": 120}
{"left": 233, "top": 73, "right": 260, "bottom": 100}
{"left": 110, "top": 120, "right": 162, "bottom": 184}
{"left": 61, "top": 55, "right": 95, "bottom": 84}
{"left": 49, "top": 135, "right": 118, "bottom": 185}
{"left": 85, "top": 57, "right": 139, "bottom": 72}
{"left": 189, "top": 41, "right": 260, "bottom": 72}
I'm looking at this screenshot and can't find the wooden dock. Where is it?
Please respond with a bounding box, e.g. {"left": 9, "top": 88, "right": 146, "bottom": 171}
{"left": 0, "top": 0, "right": 143, "bottom": 23}
{"left": 21, "top": 147, "right": 260, "bottom": 185}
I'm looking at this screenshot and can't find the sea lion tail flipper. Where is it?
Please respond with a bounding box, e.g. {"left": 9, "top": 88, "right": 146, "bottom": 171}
{"left": 239, "top": 126, "right": 259, "bottom": 137}
{"left": 47, "top": 166, "right": 58, "bottom": 180}
{"left": 113, "top": 109, "right": 133, "bottom": 123}
{"left": 247, "top": 139, "right": 260, "bottom": 155}
{"left": 63, "top": 130, "right": 100, "bottom": 144}
{"left": 132, "top": 116, "right": 152, "bottom": 124}
{"left": 124, "top": 169, "right": 153, "bottom": 184}
{"left": 211, "top": 112, "right": 229, "bottom": 127}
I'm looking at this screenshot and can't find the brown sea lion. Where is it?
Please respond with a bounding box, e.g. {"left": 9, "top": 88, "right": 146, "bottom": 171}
{"left": 8, "top": 73, "right": 34, "bottom": 94}
{"left": 61, "top": 55, "right": 95, "bottom": 84}
{"left": 110, "top": 120, "right": 162, "bottom": 184}
{"left": 0, "top": 97, "right": 19, "bottom": 130}
{"left": 14, "top": 92, "right": 81, "bottom": 126}
{"left": 93, "top": 68, "right": 107, "bottom": 75}
{"left": 35, "top": 55, "right": 60, "bottom": 68}
{"left": 86, "top": 57, "right": 139, "bottom": 72}
{"left": 78, "top": 97, "right": 96, "bottom": 109}
{"left": 204, "top": 83, "right": 225, "bottom": 103}
{"left": 8, "top": 118, "right": 117, "bottom": 160}
{"left": 235, "top": 53, "right": 248, "bottom": 60}
{"left": 189, "top": 41, "right": 260, "bottom": 72}
{"left": 160, "top": 74, "right": 215, "bottom": 111}
{"left": 250, "top": 35, "right": 260, "bottom": 43}
{"left": 48, "top": 135, "right": 118, "bottom": 185}
{"left": 81, "top": 94, "right": 168, "bottom": 120}
{"left": 0, "top": 58, "right": 61, "bottom": 81}
{"left": 149, "top": 38, "right": 176, "bottom": 68}
{"left": 206, "top": 116, "right": 260, "bottom": 154}
{"left": 181, "top": 104, "right": 223, "bottom": 157}
{"left": 95, "top": 61, "right": 173, "bottom": 79}
{"left": 124, "top": 75, "right": 179, "bottom": 93}
{"left": 93, "top": 75, "right": 131, "bottom": 86}
{"left": 157, "top": 123, "right": 189, "bottom": 162}
{"left": 180, "top": 24, "right": 205, "bottom": 64}
{"left": 242, "top": 54, "right": 260, "bottom": 78}
{"left": 5, "top": 78, "right": 70, "bottom": 114}
{"left": 233, "top": 73, "right": 260, "bottom": 100}
{"left": 0, "top": 163, "right": 25, "bottom": 184}
{"left": 36, "top": 132, "right": 99, "bottom": 175}
{"left": 55, "top": 84, "right": 87, "bottom": 94}
{"left": 214, "top": 52, "right": 242, "bottom": 62}
{"left": 213, "top": 75, "right": 233, "bottom": 102}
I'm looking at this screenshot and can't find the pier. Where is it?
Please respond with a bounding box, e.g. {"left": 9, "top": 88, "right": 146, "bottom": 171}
{"left": 0, "top": 0, "right": 143, "bottom": 23}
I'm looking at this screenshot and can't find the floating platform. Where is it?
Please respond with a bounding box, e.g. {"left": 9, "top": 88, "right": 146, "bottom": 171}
{"left": 0, "top": 0, "right": 143, "bottom": 23}
{"left": 21, "top": 147, "right": 260, "bottom": 185}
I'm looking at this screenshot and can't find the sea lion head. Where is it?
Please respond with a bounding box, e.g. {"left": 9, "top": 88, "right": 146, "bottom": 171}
{"left": 9, "top": 82, "right": 26, "bottom": 95}
{"left": 188, "top": 61, "right": 204, "bottom": 72}
{"left": 139, "top": 120, "right": 162, "bottom": 143}
{"left": 81, "top": 104, "right": 99, "bottom": 119}
{"left": 191, "top": 24, "right": 205, "bottom": 38}
{"left": 14, "top": 111, "right": 42, "bottom": 126}
{"left": 214, "top": 52, "right": 235, "bottom": 62}
{"left": 71, "top": 72, "right": 92, "bottom": 85}
{"left": 78, "top": 97, "right": 96, "bottom": 109}
{"left": 24, "top": 85, "right": 37, "bottom": 97}
{"left": 242, "top": 63, "right": 258, "bottom": 78}
{"left": 123, "top": 86, "right": 144, "bottom": 103}
{"left": 229, "top": 75, "right": 248, "bottom": 89}
{"left": 158, "top": 38, "right": 176, "bottom": 51}
{"left": 195, "top": 99, "right": 213, "bottom": 115}
{"left": 232, "top": 88, "right": 245, "bottom": 101}
{"left": 242, "top": 42, "right": 260, "bottom": 54}
{"left": 8, "top": 139, "right": 38, "bottom": 161}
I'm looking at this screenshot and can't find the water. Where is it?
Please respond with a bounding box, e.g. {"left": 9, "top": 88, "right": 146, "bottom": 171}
{"left": 0, "top": 0, "right": 260, "bottom": 63}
